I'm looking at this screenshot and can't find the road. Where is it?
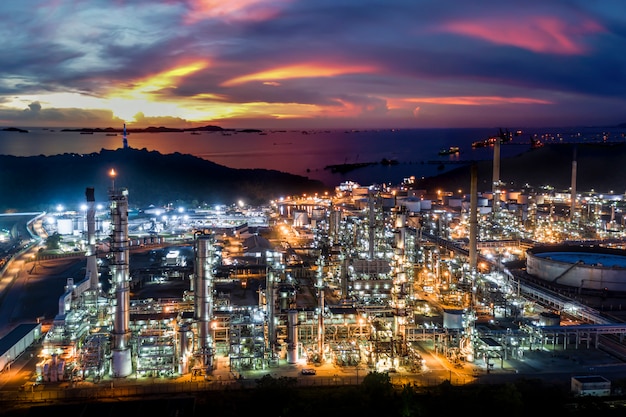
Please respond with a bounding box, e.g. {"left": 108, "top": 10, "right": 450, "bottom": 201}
{"left": 0, "top": 250, "right": 87, "bottom": 337}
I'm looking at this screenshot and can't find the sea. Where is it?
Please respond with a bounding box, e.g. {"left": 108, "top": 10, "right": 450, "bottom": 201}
{"left": 1, "top": 126, "right": 624, "bottom": 189}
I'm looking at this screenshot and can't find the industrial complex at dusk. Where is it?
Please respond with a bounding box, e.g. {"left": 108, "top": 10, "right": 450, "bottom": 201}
{"left": 2, "top": 134, "right": 626, "bottom": 415}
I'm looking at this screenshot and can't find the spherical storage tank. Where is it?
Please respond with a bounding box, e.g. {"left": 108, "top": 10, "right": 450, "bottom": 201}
{"left": 526, "top": 245, "right": 626, "bottom": 292}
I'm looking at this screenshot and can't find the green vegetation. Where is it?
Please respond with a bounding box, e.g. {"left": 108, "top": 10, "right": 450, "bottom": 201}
{"left": 44, "top": 232, "right": 62, "bottom": 250}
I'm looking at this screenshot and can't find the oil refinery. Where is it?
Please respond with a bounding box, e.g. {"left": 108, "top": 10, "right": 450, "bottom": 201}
{"left": 22, "top": 163, "right": 626, "bottom": 388}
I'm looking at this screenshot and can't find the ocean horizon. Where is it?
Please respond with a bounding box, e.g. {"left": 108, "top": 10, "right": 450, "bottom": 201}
{"left": 1, "top": 125, "right": 624, "bottom": 188}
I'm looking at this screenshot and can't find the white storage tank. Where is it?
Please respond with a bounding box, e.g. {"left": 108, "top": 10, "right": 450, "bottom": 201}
{"left": 443, "top": 309, "right": 465, "bottom": 329}
{"left": 57, "top": 218, "right": 74, "bottom": 235}
{"left": 400, "top": 198, "right": 421, "bottom": 213}
{"left": 293, "top": 211, "right": 308, "bottom": 227}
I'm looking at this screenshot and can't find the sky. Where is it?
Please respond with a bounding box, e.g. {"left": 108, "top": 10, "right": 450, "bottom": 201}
{"left": 1, "top": 0, "right": 625, "bottom": 130}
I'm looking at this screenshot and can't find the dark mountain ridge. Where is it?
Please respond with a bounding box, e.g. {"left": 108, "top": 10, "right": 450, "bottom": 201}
{"left": 1, "top": 141, "right": 623, "bottom": 213}
{"left": 416, "top": 142, "right": 626, "bottom": 195}
{"left": 0, "top": 147, "right": 328, "bottom": 212}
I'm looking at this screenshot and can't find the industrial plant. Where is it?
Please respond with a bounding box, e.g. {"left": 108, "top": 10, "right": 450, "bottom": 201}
{"left": 28, "top": 162, "right": 626, "bottom": 387}
{"left": 2, "top": 134, "right": 626, "bottom": 401}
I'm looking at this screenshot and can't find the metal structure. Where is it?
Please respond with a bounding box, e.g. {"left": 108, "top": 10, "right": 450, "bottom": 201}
{"left": 34, "top": 174, "right": 626, "bottom": 384}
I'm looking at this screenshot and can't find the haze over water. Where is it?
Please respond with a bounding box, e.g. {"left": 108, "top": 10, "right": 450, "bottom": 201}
{"left": 1, "top": 126, "right": 624, "bottom": 188}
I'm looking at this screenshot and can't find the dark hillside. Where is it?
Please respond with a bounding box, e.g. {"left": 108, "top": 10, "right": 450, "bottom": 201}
{"left": 0, "top": 147, "right": 328, "bottom": 211}
{"left": 416, "top": 142, "right": 626, "bottom": 195}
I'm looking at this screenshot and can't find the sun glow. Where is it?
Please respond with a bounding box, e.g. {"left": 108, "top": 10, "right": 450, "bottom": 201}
{"left": 103, "top": 61, "right": 210, "bottom": 122}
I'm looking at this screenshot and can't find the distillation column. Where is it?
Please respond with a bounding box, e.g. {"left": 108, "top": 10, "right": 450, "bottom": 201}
{"left": 570, "top": 146, "right": 577, "bottom": 222}
{"left": 266, "top": 252, "right": 277, "bottom": 357}
{"left": 316, "top": 256, "right": 325, "bottom": 362}
{"left": 469, "top": 164, "right": 478, "bottom": 273}
{"left": 194, "top": 231, "right": 215, "bottom": 373}
{"left": 368, "top": 190, "right": 377, "bottom": 259}
{"left": 109, "top": 185, "right": 132, "bottom": 377}
{"left": 85, "top": 187, "right": 99, "bottom": 292}
{"left": 392, "top": 209, "right": 407, "bottom": 336}
{"left": 492, "top": 133, "right": 501, "bottom": 217}
{"left": 286, "top": 310, "right": 299, "bottom": 364}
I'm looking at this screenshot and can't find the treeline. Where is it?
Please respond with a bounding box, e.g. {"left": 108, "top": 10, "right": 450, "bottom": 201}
{"left": 20, "top": 372, "right": 626, "bottom": 416}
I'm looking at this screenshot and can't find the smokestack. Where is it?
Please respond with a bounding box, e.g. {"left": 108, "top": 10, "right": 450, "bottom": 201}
{"left": 368, "top": 190, "right": 376, "bottom": 259}
{"left": 109, "top": 183, "right": 132, "bottom": 377}
{"left": 469, "top": 164, "right": 478, "bottom": 272}
{"left": 194, "top": 231, "right": 215, "bottom": 372}
{"left": 492, "top": 131, "right": 501, "bottom": 216}
{"left": 570, "top": 146, "right": 577, "bottom": 222}
{"left": 85, "top": 187, "right": 99, "bottom": 291}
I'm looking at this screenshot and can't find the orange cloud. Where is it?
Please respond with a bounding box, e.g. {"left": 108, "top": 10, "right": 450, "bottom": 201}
{"left": 403, "top": 96, "right": 552, "bottom": 105}
{"left": 184, "top": 0, "right": 289, "bottom": 24}
{"left": 131, "top": 60, "right": 210, "bottom": 94}
{"left": 441, "top": 15, "right": 604, "bottom": 55}
{"left": 221, "top": 63, "right": 379, "bottom": 86}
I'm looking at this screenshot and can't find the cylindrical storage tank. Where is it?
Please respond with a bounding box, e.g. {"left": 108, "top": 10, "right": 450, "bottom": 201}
{"left": 443, "top": 309, "right": 465, "bottom": 329}
{"left": 293, "top": 211, "right": 308, "bottom": 227}
{"left": 57, "top": 218, "right": 74, "bottom": 235}
{"left": 311, "top": 208, "right": 325, "bottom": 221}
{"left": 477, "top": 197, "right": 488, "bottom": 207}
{"left": 401, "top": 199, "right": 421, "bottom": 213}
{"left": 382, "top": 197, "right": 395, "bottom": 208}
{"left": 420, "top": 200, "right": 432, "bottom": 210}
{"left": 517, "top": 194, "right": 529, "bottom": 205}
{"left": 526, "top": 245, "right": 626, "bottom": 292}
{"left": 508, "top": 191, "right": 520, "bottom": 201}
{"left": 538, "top": 312, "right": 560, "bottom": 326}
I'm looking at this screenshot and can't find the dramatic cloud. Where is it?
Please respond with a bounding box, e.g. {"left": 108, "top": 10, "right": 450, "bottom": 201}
{"left": 0, "top": 0, "right": 624, "bottom": 129}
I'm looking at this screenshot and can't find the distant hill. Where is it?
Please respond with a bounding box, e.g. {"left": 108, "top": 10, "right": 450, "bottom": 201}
{"left": 0, "top": 147, "right": 328, "bottom": 211}
{"left": 416, "top": 142, "right": 626, "bottom": 195}
{"left": 2, "top": 141, "right": 622, "bottom": 212}
{"left": 61, "top": 124, "right": 230, "bottom": 134}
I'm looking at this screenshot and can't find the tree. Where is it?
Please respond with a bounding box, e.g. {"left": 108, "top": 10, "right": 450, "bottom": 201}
{"left": 45, "top": 232, "right": 62, "bottom": 250}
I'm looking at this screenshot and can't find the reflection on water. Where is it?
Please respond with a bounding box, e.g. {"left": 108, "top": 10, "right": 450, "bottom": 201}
{"left": 0, "top": 127, "right": 623, "bottom": 188}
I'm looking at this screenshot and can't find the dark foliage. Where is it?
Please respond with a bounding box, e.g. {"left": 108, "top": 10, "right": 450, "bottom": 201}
{"left": 0, "top": 147, "right": 328, "bottom": 211}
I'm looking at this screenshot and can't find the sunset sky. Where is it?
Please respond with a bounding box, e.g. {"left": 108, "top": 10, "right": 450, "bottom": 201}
{"left": 1, "top": 0, "right": 624, "bottom": 129}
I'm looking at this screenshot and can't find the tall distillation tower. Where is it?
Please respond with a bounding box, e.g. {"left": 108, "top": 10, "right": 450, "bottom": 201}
{"left": 265, "top": 250, "right": 283, "bottom": 362}
{"left": 193, "top": 231, "right": 215, "bottom": 374}
{"left": 570, "top": 146, "right": 577, "bottom": 222}
{"left": 108, "top": 170, "right": 133, "bottom": 377}
{"left": 491, "top": 130, "right": 502, "bottom": 218}
{"left": 85, "top": 187, "right": 99, "bottom": 292}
